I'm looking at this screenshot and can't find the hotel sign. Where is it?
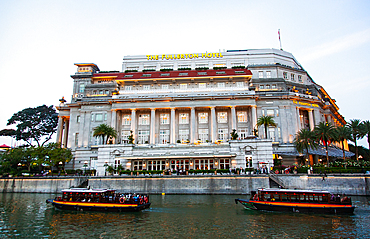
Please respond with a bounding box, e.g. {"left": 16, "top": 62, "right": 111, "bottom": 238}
{"left": 146, "top": 52, "right": 224, "bottom": 60}
{"left": 292, "top": 100, "right": 319, "bottom": 108}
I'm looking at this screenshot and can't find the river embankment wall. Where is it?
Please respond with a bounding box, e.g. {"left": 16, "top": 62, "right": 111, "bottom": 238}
{"left": 0, "top": 175, "right": 369, "bottom": 195}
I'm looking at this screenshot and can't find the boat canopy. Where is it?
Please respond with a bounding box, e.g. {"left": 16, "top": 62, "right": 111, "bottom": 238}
{"left": 61, "top": 188, "right": 115, "bottom": 194}
{"left": 258, "top": 188, "right": 331, "bottom": 194}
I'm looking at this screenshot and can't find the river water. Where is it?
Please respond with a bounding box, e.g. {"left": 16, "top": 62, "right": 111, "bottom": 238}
{"left": 0, "top": 193, "right": 369, "bottom": 238}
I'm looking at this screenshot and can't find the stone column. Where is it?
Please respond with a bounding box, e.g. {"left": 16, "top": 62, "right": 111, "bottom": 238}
{"left": 308, "top": 110, "right": 315, "bottom": 130}
{"left": 170, "top": 108, "right": 176, "bottom": 144}
{"left": 111, "top": 109, "right": 117, "bottom": 144}
{"left": 190, "top": 107, "right": 196, "bottom": 144}
{"left": 296, "top": 107, "right": 301, "bottom": 132}
{"left": 211, "top": 107, "right": 217, "bottom": 143}
{"left": 131, "top": 109, "right": 136, "bottom": 143}
{"left": 56, "top": 117, "right": 64, "bottom": 144}
{"left": 150, "top": 108, "right": 156, "bottom": 144}
{"left": 231, "top": 106, "right": 236, "bottom": 131}
{"left": 251, "top": 106, "right": 257, "bottom": 132}
{"left": 62, "top": 119, "right": 69, "bottom": 148}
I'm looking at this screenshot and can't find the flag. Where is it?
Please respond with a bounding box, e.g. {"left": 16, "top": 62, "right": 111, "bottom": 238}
{"left": 278, "top": 29, "right": 280, "bottom": 40}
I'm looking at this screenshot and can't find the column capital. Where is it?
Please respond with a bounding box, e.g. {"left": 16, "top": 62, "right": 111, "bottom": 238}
{"left": 170, "top": 107, "right": 176, "bottom": 111}
{"left": 130, "top": 108, "right": 136, "bottom": 112}
{"left": 150, "top": 108, "right": 156, "bottom": 111}
{"left": 210, "top": 106, "right": 215, "bottom": 110}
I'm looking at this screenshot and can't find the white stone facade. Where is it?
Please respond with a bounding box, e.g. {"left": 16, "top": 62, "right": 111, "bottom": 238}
{"left": 56, "top": 49, "right": 347, "bottom": 174}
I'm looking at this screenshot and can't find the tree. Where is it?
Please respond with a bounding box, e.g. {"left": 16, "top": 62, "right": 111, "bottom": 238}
{"left": 347, "top": 119, "right": 363, "bottom": 160}
{"left": 128, "top": 130, "right": 134, "bottom": 144}
{"left": 256, "top": 116, "right": 277, "bottom": 139}
{"left": 0, "top": 105, "right": 58, "bottom": 147}
{"left": 361, "top": 120, "right": 370, "bottom": 150}
{"left": 334, "top": 126, "right": 351, "bottom": 161}
{"left": 45, "top": 142, "right": 72, "bottom": 171}
{"left": 293, "top": 129, "right": 318, "bottom": 164}
{"left": 230, "top": 129, "right": 238, "bottom": 140}
{"left": 314, "top": 122, "right": 335, "bottom": 166}
{"left": 93, "top": 124, "right": 117, "bottom": 144}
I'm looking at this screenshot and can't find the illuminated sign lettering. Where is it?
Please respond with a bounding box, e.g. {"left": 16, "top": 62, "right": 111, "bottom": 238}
{"left": 146, "top": 52, "right": 223, "bottom": 60}
{"left": 292, "top": 100, "right": 319, "bottom": 107}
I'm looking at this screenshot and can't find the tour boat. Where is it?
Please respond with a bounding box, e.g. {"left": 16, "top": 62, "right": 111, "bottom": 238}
{"left": 235, "top": 188, "right": 355, "bottom": 214}
{"left": 46, "top": 188, "right": 151, "bottom": 212}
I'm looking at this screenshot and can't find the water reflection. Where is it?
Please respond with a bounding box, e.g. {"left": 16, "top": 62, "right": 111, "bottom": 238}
{"left": 0, "top": 193, "right": 368, "bottom": 238}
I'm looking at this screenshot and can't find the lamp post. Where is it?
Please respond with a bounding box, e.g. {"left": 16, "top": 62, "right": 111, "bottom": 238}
{"left": 83, "top": 161, "right": 88, "bottom": 176}
{"left": 104, "top": 161, "right": 108, "bottom": 176}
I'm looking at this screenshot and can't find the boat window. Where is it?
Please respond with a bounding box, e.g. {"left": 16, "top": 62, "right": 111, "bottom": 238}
{"left": 281, "top": 194, "right": 288, "bottom": 202}
{"left": 264, "top": 194, "right": 271, "bottom": 201}
{"left": 290, "top": 195, "right": 298, "bottom": 202}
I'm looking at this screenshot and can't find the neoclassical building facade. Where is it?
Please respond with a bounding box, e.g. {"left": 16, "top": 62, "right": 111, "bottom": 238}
{"left": 56, "top": 49, "right": 348, "bottom": 175}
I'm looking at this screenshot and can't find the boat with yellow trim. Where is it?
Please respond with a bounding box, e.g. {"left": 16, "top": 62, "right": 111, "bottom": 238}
{"left": 235, "top": 188, "right": 355, "bottom": 214}
{"left": 46, "top": 188, "right": 151, "bottom": 212}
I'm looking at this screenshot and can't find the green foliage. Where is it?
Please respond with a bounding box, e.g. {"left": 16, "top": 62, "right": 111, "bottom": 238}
{"left": 231, "top": 66, "right": 246, "bottom": 69}
{"left": 177, "top": 67, "right": 191, "bottom": 71}
{"left": 256, "top": 116, "right": 277, "bottom": 139}
{"left": 195, "top": 67, "right": 209, "bottom": 71}
{"left": 142, "top": 69, "right": 155, "bottom": 72}
{"left": 293, "top": 128, "right": 318, "bottom": 161}
{"left": 124, "top": 70, "right": 138, "bottom": 73}
{"left": 128, "top": 131, "right": 134, "bottom": 144}
{"left": 347, "top": 119, "right": 364, "bottom": 160}
{"left": 230, "top": 129, "right": 238, "bottom": 140}
{"left": 314, "top": 122, "right": 336, "bottom": 166}
{"left": 334, "top": 126, "right": 351, "bottom": 160}
{"left": 160, "top": 68, "right": 173, "bottom": 71}
{"left": 361, "top": 120, "right": 370, "bottom": 150}
{"left": 0, "top": 105, "right": 58, "bottom": 147}
{"left": 93, "top": 124, "right": 117, "bottom": 145}
{"left": 213, "top": 67, "right": 227, "bottom": 70}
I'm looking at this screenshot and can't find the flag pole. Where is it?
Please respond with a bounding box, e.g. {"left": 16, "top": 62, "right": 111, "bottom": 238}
{"left": 278, "top": 29, "right": 283, "bottom": 50}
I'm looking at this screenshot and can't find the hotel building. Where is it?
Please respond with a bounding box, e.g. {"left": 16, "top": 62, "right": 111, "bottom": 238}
{"left": 56, "top": 49, "right": 348, "bottom": 175}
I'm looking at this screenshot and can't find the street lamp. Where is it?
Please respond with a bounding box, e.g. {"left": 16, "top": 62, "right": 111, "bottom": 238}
{"left": 104, "top": 161, "right": 108, "bottom": 176}
{"left": 83, "top": 161, "right": 88, "bottom": 176}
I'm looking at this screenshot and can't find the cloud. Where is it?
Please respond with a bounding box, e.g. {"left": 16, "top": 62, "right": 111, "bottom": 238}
{"left": 300, "top": 28, "right": 370, "bottom": 62}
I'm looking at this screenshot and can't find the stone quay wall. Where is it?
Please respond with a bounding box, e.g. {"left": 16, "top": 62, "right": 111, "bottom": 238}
{"left": 0, "top": 175, "right": 369, "bottom": 195}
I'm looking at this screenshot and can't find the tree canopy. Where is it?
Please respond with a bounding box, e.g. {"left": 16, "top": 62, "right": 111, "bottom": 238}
{"left": 93, "top": 124, "right": 117, "bottom": 144}
{"left": 293, "top": 128, "right": 318, "bottom": 163}
{"left": 256, "top": 116, "right": 277, "bottom": 139}
{"left": 0, "top": 105, "right": 58, "bottom": 147}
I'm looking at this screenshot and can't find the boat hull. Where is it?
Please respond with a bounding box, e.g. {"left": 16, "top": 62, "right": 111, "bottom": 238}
{"left": 48, "top": 200, "right": 151, "bottom": 212}
{"left": 235, "top": 199, "right": 355, "bottom": 214}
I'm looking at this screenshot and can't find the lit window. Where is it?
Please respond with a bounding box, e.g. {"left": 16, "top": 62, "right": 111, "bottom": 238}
{"left": 218, "top": 128, "right": 228, "bottom": 141}
{"left": 143, "top": 85, "right": 150, "bottom": 90}
{"left": 105, "top": 90, "right": 109, "bottom": 95}
{"left": 217, "top": 112, "right": 227, "bottom": 123}
{"left": 160, "top": 113, "right": 170, "bottom": 124}
{"left": 180, "top": 83, "right": 187, "bottom": 90}
{"left": 237, "top": 112, "right": 247, "bottom": 122}
{"left": 139, "top": 114, "right": 150, "bottom": 125}
{"left": 122, "top": 115, "right": 131, "bottom": 125}
{"left": 217, "top": 82, "right": 225, "bottom": 88}
{"left": 179, "top": 113, "right": 189, "bottom": 124}
{"left": 125, "top": 85, "right": 132, "bottom": 91}
{"left": 259, "top": 71, "right": 263, "bottom": 78}
{"left": 236, "top": 82, "right": 244, "bottom": 88}
{"left": 95, "top": 113, "right": 103, "bottom": 121}
{"left": 266, "top": 71, "right": 271, "bottom": 78}
{"left": 199, "top": 83, "right": 206, "bottom": 89}
{"left": 162, "top": 84, "right": 169, "bottom": 90}
{"left": 266, "top": 109, "right": 275, "bottom": 117}
{"left": 198, "top": 113, "right": 208, "bottom": 124}
{"left": 99, "top": 90, "right": 103, "bottom": 94}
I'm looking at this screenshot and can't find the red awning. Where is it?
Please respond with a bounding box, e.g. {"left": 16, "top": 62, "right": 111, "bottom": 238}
{"left": 0, "top": 144, "right": 11, "bottom": 148}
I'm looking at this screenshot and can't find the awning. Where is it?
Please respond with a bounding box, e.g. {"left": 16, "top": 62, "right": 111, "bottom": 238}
{"left": 274, "top": 146, "right": 355, "bottom": 158}
{"left": 116, "top": 154, "right": 235, "bottom": 160}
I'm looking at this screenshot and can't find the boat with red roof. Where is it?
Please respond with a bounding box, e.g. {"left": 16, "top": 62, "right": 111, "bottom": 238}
{"left": 46, "top": 188, "right": 150, "bottom": 212}
{"left": 235, "top": 188, "right": 355, "bottom": 214}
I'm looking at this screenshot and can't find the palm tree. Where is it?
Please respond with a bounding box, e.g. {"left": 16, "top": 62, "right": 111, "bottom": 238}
{"left": 256, "top": 116, "right": 277, "bottom": 139}
{"left": 347, "top": 119, "right": 363, "bottom": 160}
{"left": 334, "top": 126, "right": 351, "bottom": 161}
{"left": 314, "top": 122, "right": 335, "bottom": 166}
{"left": 93, "top": 124, "right": 117, "bottom": 144}
{"left": 293, "top": 128, "right": 318, "bottom": 164}
{"left": 361, "top": 120, "right": 370, "bottom": 151}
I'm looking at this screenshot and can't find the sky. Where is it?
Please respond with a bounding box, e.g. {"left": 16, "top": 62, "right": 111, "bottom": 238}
{"left": 0, "top": 0, "right": 369, "bottom": 148}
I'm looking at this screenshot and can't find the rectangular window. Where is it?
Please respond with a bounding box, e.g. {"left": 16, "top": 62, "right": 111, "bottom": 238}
{"left": 265, "top": 85, "right": 270, "bottom": 89}
{"left": 291, "top": 74, "right": 295, "bottom": 81}
{"left": 91, "top": 114, "right": 94, "bottom": 122}
{"left": 198, "top": 129, "right": 208, "bottom": 143}
{"left": 122, "top": 115, "right": 131, "bottom": 125}
{"left": 75, "top": 133, "right": 79, "bottom": 146}
{"left": 269, "top": 127, "right": 275, "bottom": 140}
{"left": 160, "top": 113, "right": 170, "bottom": 124}
{"left": 77, "top": 115, "right": 80, "bottom": 123}
{"left": 266, "top": 109, "right": 275, "bottom": 117}
{"left": 298, "top": 75, "right": 303, "bottom": 83}
{"left": 95, "top": 113, "right": 103, "bottom": 121}
{"left": 125, "top": 85, "right": 132, "bottom": 91}
{"left": 217, "top": 82, "right": 225, "bottom": 88}
{"left": 104, "top": 113, "right": 107, "bottom": 121}
{"left": 237, "top": 111, "right": 247, "bottom": 122}
{"left": 179, "top": 113, "right": 189, "bottom": 124}
{"left": 259, "top": 71, "right": 263, "bottom": 78}
{"left": 236, "top": 82, "right": 244, "bottom": 88}
{"left": 180, "top": 83, "right": 187, "bottom": 90}
{"left": 162, "top": 84, "right": 169, "bottom": 90}
{"left": 139, "top": 114, "right": 150, "bottom": 125}
{"left": 218, "top": 128, "right": 228, "bottom": 141}
{"left": 179, "top": 129, "right": 189, "bottom": 142}
{"left": 272, "top": 84, "right": 277, "bottom": 89}
{"left": 217, "top": 112, "right": 227, "bottom": 123}
{"left": 260, "top": 85, "right": 264, "bottom": 89}
{"left": 159, "top": 130, "right": 170, "bottom": 144}
{"left": 138, "top": 130, "right": 150, "bottom": 144}
{"left": 198, "top": 113, "right": 208, "bottom": 124}
{"left": 283, "top": 72, "right": 288, "bottom": 79}
{"left": 278, "top": 127, "right": 281, "bottom": 138}
{"left": 143, "top": 85, "right": 150, "bottom": 90}
{"left": 199, "top": 83, "right": 206, "bottom": 89}
{"left": 238, "top": 128, "right": 248, "bottom": 139}
{"left": 266, "top": 71, "right": 271, "bottom": 78}
{"left": 79, "top": 84, "right": 85, "bottom": 93}
{"left": 121, "top": 130, "right": 130, "bottom": 144}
